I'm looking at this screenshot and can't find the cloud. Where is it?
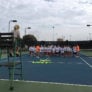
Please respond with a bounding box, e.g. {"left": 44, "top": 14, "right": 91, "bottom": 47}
{"left": 0, "top": 0, "right": 91, "bottom": 41}
{"left": 79, "top": 0, "right": 88, "bottom": 4}
{"left": 79, "top": 0, "right": 92, "bottom": 4}
{"left": 44, "top": 0, "right": 55, "bottom": 2}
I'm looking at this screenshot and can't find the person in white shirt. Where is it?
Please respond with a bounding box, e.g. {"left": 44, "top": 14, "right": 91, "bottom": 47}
{"left": 40, "top": 45, "right": 44, "bottom": 56}
{"left": 73, "top": 45, "right": 77, "bottom": 56}
{"left": 52, "top": 46, "right": 56, "bottom": 55}
{"left": 60, "top": 46, "right": 64, "bottom": 56}
{"left": 12, "top": 25, "right": 20, "bottom": 39}
{"left": 29, "top": 46, "right": 35, "bottom": 56}
{"left": 9, "top": 24, "right": 20, "bottom": 57}
{"left": 55, "top": 45, "right": 60, "bottom": 55}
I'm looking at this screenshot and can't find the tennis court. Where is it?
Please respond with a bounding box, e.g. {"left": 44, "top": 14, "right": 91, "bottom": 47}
{"left": 0, "top": 51, "right": 92, "bottom": 92}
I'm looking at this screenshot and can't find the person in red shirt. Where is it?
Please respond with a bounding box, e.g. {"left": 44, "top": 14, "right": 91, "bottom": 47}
{"left": 36, "top": 45, "right": 40, "bottom": 58}
{"left": 76, "top": 45, "right": 80, "bottom": 56}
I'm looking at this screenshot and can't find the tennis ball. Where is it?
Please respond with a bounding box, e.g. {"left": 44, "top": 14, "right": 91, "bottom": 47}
{"left": 41, "top": 62, "right": 44, "bottom": 64}
{"left": 32, "top": 61, "right": 35, "bottom": 64}
{"left": 45, "top": 62, "right": 48, "bottom": 64}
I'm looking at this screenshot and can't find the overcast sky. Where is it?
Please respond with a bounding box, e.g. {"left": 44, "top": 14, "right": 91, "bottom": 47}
{"left": 0, "top": 0, "right": 92, "bottom": 41}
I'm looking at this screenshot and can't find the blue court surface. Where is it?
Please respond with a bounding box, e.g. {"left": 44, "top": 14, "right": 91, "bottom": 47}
{"left": 0, "top": 53, "right": 92, "bottom": 85}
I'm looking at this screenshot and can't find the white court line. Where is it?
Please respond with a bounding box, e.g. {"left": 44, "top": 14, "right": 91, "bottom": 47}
{"left": 80, "top": 53, "right": 92, "bottom": 58}
{"left": 0, "top": 79, "right": 92, "bottom": 87}
{"left": 25, "top": 80, "right": 92, "bottom": 87}
{"left": 80, "top": 56, "right": 92, "bottom": 68}
{"left": 28, "top": 61, "right": 83, "bottom": 65}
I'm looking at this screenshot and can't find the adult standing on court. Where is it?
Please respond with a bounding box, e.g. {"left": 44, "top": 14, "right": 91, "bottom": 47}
{"left": 36, "top": 45, "right": 40, "bottom": 56}
{"left": 76, "top": 44, "right": 80, "bottom": 56}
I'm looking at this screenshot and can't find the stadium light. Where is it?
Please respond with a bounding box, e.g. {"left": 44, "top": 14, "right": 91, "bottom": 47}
{"left": 86, "top": 24, "right": 92, "bottom": 27}
{"left": 25, "top": 27, "right": 31, "bottom": 35}
{"left": 86, "top": 24, "right": 92, "bottom": 40}
{"left": 8, "top": 20, "right": 17, "bottom": 32}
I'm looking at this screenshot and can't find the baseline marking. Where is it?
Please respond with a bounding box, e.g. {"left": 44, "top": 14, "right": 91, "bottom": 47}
{"left": 0, "top": 79, "right": 92, "bottom": 87}
{"left": 1, "top": 79, "right": 92, "bottom": 87}
{"left": 80, "top": 56, "right": 92, "bottom": 68}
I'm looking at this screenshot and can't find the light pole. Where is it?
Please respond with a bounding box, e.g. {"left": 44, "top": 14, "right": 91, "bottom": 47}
{"left": 86, "top": 24, "right": 92, "bottom": 40}
{"left": 25, "top": 27, "right": 31, "bottom": 35}
{"left": 69, "top": 35, "right": 72, "bottom": 41}
{"left": 87, "top": 24, "right": 92, "bottom": 27}
{"left": 8, "top": 20, "right": 17, "bottom": 32}
{"left": 89, "top": 33, "right": 92, "bottom": 40}
{"left": 52, "top": 26, "right": 55, "bottom": 41}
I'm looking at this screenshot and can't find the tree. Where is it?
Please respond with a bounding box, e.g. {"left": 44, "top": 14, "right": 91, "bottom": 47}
{"left": 23, "top": 34, "right": 37, "bottom": 46}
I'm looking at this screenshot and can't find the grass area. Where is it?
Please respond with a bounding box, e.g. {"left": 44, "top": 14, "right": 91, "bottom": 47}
{"left": 80, "top": 49, "right": 92, "bottom": 56}
{"left": 0, "top": 80, "right": 92, "bottom": 92}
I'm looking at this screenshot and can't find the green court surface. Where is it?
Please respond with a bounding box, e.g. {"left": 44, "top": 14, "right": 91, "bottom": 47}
{"left": 80, "top": 49, "right": 92, "bottom": 57}
{"left": 0, "top": 80, "right": 92, "bottom": 92}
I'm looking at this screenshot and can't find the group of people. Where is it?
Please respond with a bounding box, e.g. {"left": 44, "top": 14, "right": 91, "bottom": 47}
{"left": 29, "top": 45, "right": 80, "bottom": 57}
{"left": 9, "top": 24, "right": 80, "bottom": 58}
